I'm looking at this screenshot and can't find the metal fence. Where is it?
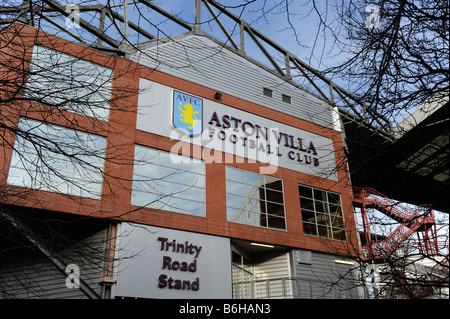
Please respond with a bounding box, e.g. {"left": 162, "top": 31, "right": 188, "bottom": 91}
{"left": 233, "top": 276, "right": 359, "bottom": 299}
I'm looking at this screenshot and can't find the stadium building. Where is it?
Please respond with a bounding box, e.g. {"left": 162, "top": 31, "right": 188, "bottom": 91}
{"left": 1, "top": 1, "right": 446, "bottom": 300}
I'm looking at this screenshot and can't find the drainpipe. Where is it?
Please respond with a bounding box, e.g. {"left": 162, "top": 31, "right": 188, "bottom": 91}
{"left": 100, "top": 222, "right": 118, "bottom": 299}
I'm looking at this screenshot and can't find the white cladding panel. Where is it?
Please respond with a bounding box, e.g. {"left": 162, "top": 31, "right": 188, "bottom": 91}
{"left": 252, "top": 251, "right": 293, "bottom": 299}
{"left": 131, "top": 35, "right": 336, "bottom": 130}
{"left": 137, "top": 78, "right": 338, "bottom": 181}
{"left": 291, "top": 250, "right": 361, "bottom": 299}
{"left": 115, "top": 223, "right": 232, "bottom": 299}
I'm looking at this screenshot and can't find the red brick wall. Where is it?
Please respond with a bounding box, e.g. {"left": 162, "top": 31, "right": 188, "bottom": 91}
{"left": 0, "top": 24, "right": 359, "bottom": 256}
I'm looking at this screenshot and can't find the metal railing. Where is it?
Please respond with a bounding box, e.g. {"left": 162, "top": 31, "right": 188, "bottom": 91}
{"left": 232, "top": 276, "right": 359, "bottom": 299}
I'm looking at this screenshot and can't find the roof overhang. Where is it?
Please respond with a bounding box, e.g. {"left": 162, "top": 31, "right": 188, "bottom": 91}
{"left": 344, "top": 98, "right": 449, "bottom": 213}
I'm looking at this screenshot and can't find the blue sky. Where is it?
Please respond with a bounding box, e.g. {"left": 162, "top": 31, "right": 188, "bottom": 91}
{"left": 47, "top": 0, "right": 351, "bottom": 71}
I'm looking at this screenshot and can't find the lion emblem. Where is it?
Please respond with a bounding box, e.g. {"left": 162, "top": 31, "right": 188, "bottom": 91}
{"left": 178, "top": 103, "right": 199, "bottom": 130}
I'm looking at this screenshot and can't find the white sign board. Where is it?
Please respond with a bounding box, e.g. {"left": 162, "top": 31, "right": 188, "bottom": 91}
{"left": 137, "top": 78, "right": 338, "bottom": 181}
{"left": 115, "top": 223, "right": 232, "bottom": 299}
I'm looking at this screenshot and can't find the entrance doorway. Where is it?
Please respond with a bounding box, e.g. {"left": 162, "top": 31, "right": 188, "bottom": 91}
{"left": 231, "top": 239, "right": 294, "bottom": 299}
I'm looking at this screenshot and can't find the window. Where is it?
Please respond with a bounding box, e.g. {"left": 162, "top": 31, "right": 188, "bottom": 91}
{"left": 281, "top": 94, "right": 292, "bottom": 104}
{"left": 7, "top": 118, "right": 107, "bottom": 199}
{"left": 226, "top": 167, "right": 286, "bottom": 230}
{"left": 132, "top": 145, "right": 206, "bottom": 217}
{"left": 263, "top": 88, "right": 273, "bottom": 98}
{"left": 24, "top": 45, "right": 112, "bottom": 120}
{"left": 299, "top": 185, "right": 346, "bottom": 240}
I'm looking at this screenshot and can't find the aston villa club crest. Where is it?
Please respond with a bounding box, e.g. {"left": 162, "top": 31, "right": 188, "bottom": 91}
{"left": 173, "top": 90, "right": 203, "bottom": 136}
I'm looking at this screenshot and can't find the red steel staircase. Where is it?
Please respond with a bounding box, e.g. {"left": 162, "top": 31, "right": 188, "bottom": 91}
{"left": 352, "top": 187, "right": 438, "bottom": 262}
{"left": 352, "top": 187, "right": 448, "bottom": 298}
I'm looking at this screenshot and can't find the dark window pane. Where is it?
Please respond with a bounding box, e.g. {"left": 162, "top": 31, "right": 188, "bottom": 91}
{"left": 331, "top": 216, "right": 344, "bottom": 228}
{"left": 303, "top": 223, "right": 316, "bottom": 235}
{"left": 314, "top": 189, "right": 326, "bottom": 201}
{"left": 282, "top": 94, "right": 292, "bottom": 104}
{"left": 266, "top": 202, "right": 284, "bottom": 217}
{"left": 315, "top": 200, "right": 329, "bottom": 214}
{"left": 265, "top": 177, "right": 283, "bottom": 191}
{"left": 299, "top": 183, "right": 345, "bottom": 241}
{"left": 327, "top": 192, "right": 341, "bottom": 205}
{"left": 329, "top": 204, "right": 342, "bottom": 216}
{"left": 298, "top": 185, "right": 312, "bottom": 198}
{"left": 316, "top": 213, "right": 330, "bottom": 226}
{"left": 266, "top": 189, "right": 284, "bottom": 204}
{"left": 317, "top": 225, "right": 331, "bottom": 238}
{"left": 263, "top": 88, "right": 273, "bottom": 98}
{"left": 267, "top": 215, "right": 286, "bottom": 229}
{"left": 259, "top": 213, "right": 267, "bottom": 228}
{"left": 301, "top": 209, "right": 316, "bottom": 223}
{"left": 300, "top": 198, "right": 314, "bottom": 211}
{"left": 333, "top": 229, "right": 346, "bottom": 241}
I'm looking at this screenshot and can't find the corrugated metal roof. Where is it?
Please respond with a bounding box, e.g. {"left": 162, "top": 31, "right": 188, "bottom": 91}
{"left": 131, "top": 33, "right": 336, "bottom": 131}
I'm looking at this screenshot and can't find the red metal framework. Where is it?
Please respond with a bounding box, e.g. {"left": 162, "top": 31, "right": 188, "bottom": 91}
{"left": 390, "top": 251, "right": 449, "bottom": 299}
{"left": 352, "top": 187, "right": 439, "bottom": 262}
{"left": 352, "top": 187, "right": 448, "bottom": 298}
